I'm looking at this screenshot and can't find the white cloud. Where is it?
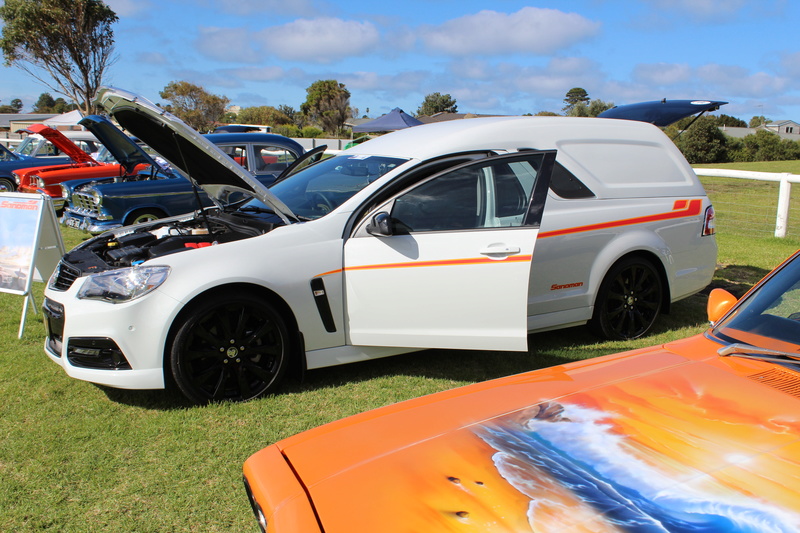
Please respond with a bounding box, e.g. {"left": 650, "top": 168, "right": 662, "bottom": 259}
{"left": 211, "top": 0, "right": 317, "bottom": 17}
{"left": 195, "top": 27, "right": 261, "bottom": 63}
{"left": 255, "top": 18, "right": 380, "bottom": 63}
{"left": 633, "top": 63, "right": 693, "bottom": 86}
{"left": 420, "top": 7, "right": 600, "bottom": 56}
{"left": 696, "top": 63, "right": 789, "bottom": 97}
{"left": 105, "top": 0, "right": 152, "bottom": 17}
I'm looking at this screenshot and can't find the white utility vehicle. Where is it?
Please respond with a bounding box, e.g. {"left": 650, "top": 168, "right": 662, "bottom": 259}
{"left": 43, "top": 88, "right": 718, "bottom": 403}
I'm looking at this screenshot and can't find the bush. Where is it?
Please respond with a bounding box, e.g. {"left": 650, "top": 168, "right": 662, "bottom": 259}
{"left": 301, "top": 126, "right": 324, "bottom": 138}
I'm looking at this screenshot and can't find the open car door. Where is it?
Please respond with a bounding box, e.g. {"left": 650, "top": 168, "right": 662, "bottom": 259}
{"left": 343, "top": 151, "right": 555, "bottom": 351}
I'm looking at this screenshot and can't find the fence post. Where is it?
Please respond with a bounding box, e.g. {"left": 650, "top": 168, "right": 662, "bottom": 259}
{"left": 776, "top": 174, "right": 792, "bottom": 238}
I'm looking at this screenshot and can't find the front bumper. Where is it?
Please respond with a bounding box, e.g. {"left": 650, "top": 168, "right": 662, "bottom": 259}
{"left": 60, "top": 211, "right": 122, "bottom": 234}
{"left": 42, "top": 283, "right": 181, "bottom": 390}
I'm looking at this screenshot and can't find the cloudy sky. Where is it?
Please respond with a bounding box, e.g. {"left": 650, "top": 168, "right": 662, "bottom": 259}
{"left": 1, "top": 0, "right": 799, "bottom": 122}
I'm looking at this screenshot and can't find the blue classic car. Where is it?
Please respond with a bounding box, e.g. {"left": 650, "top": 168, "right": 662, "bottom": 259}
{"left": 60, "top": 129, "right": 306, "bottom": 233}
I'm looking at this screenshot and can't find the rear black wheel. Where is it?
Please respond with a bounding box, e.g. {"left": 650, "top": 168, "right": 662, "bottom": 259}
{"left": 589, "top": 257, "right": 663, "bottom": 340}
{"left": 170, "top": 291, "right": 290, "bottom": 404}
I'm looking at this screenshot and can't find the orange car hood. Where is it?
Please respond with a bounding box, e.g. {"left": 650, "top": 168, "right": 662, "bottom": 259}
{"left": 268, "top": 336, "right": 800, "bottom": 532}
{"left": 20, "top": 124, "right": 96, "bottom": 165}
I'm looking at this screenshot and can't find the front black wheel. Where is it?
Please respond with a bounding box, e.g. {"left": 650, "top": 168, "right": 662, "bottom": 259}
{"left": 170, "top": 292, "right": 290, "bottom": 404}
{"left": 589, "top": 257, "right": 663, "bottom": 340}
{"left": 0, "top": 176, "right": 15, "bottom": 193}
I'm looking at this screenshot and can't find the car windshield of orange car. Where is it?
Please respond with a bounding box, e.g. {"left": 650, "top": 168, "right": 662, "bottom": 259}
{"left": 713, "top": 253, "right": 800, "bottom": 351}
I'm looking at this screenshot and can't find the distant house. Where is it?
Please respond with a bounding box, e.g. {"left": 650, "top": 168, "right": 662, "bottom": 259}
{"left": 0, "top": 113, "right": 57, "bottom": 132}
{"left": 764, "top": 120, "right": 800, "bottom": 135}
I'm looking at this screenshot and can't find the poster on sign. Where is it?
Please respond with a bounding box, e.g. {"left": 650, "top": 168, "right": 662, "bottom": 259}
{"left": 0, "top": 192, "right": 65, "bottom": 337}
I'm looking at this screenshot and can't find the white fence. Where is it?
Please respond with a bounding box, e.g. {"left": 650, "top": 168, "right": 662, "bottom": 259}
{"left": 694, "top": 169, "right": 800, "bottom": 238}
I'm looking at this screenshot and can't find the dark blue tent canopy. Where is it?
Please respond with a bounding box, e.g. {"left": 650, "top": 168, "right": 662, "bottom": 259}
{"left": 352, "top": 108, "right": 423, "bottom": 132}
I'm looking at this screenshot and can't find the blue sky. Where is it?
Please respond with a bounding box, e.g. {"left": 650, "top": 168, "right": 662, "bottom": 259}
{"left": 2, "top": 0, "right": 799, "bottom": 122}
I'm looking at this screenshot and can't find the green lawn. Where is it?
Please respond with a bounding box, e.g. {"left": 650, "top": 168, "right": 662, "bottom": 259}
{"left": 1, "top": 168, "right": 800, "bottom": 530}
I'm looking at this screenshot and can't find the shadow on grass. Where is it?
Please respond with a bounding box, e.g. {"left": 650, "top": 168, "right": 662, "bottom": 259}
{"left": 94, "top": 266, "right": 760, "bottom": 410}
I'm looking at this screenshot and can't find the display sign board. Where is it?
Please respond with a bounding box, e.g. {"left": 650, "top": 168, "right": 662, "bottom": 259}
{"left": 0, "top": 192, "right": 65, "bottom": 338}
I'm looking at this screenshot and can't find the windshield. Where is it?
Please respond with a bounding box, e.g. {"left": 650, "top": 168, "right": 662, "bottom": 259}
{"left": 713, "top": 253, "right": 800, "bottom": 352}
{"left": 15, "top": 136, "right": 40, "bottom": 156}
{"left": 245, "top": 154, "right": 407, "bottom": 220}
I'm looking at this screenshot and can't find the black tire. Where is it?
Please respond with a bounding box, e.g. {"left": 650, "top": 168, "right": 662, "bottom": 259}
{"left": 589, "top": 257, "right": 663, "bottom": 340}
{"left": 125, "top": 209, "right": 164, "bottom": 226}
{"left": 0, "top": 176, "right": 15, "bottom": 193}
{"left": 169, "top": 291, "right": 290, "bottom": 404}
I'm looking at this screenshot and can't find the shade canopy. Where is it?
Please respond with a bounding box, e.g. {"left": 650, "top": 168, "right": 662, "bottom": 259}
{"left": 352, "top": 108, "right": 423, "bottom": 132}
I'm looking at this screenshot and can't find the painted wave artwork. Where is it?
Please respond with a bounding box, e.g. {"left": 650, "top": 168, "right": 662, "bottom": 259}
{"left": 478, "top": 399, "right": 800, "bottom": 532}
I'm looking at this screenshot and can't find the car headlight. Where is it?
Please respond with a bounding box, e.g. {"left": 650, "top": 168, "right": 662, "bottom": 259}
{"left": 60, "top": 183, "right": 70, "bottom": 197}
{"left": 32, "top": 175, "right": 44, "bottom": 188}
{"left": 12, "top": 172, "right": 21, "bottom": 185}
{"left": 77, "top": 265, "right": 171, "bottom": 303}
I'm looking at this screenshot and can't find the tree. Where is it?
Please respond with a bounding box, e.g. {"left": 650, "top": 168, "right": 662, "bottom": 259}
{"left": 675, "top": 116, "right": 729, "bottom": 164}
{"left": 237, "top": 106, "right": 292, "bottom": 127}
{"left": 717, "top": 114, "right": 747, "bottom": 128}
{"left": 300, "top": 80, "right": 351, "bottom": 135}
{"left": 749, "top": 115, "right": 769, "bottom": 128}
{"left": 416, "top": 92, "right": 457, "bottom": 116}
{"left": 587, "top": 99, "right": 614, "bottom": 117}
{"left": 32, "top": 92, "right": 56, "bottom": 113}
{"left": 563, "top": 88, "right": 590, "bottom": 114}
{"left": 0, "top": 0, "right": 118, "bottom": 114}
{"left": 159, "top": 81, "right": 229, "bottom": 132}
{"left": 0, "top": 98, "right": 23, "bottom": 113}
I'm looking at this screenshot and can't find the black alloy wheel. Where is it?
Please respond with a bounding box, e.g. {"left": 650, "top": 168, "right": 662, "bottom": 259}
{"left": 170, "top": 292, "right": 290, "bottom": 404}
{"left": 589, "top": 257, "right": 663, "bottom": 340}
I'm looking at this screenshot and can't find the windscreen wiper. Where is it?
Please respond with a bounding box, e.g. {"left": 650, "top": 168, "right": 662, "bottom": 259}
{"left": 718, "top": 343, "right": 800, "bottom": 365}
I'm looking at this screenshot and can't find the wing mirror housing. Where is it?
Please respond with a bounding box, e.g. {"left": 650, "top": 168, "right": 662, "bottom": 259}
{"left": 707, "top": 288, "right": 738, "bottom": 325}
{"left": 366, "top": 212, "right": 393, "bottom": 237}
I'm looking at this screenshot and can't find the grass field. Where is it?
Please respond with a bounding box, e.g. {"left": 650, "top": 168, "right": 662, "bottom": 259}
{"left": 1, "top": 169, "right": 800, "bottom": 531}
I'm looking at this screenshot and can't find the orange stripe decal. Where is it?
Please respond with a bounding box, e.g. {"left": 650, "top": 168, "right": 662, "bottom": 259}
{"left": 340, "top": 254, "right": 532, "bottom": 274}
{"left": 539, "top": 199, "right": 702, "bottom": 239}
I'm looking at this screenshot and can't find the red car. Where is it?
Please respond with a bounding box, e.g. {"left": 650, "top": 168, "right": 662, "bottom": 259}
{"left": 14, "top": 121, "right": 150, "bottom": 210}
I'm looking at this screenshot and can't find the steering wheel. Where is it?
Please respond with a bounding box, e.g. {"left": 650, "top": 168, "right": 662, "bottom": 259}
{"left": 310, "top": 192, "right": 334, "bottom": 214}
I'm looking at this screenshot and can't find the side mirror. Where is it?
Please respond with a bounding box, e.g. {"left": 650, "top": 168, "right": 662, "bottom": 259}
{"left": 707, "top": 288, "right": 738, "bottom": 325}
{"left": 366, "top": 212, "right": 393, "bottom": 237}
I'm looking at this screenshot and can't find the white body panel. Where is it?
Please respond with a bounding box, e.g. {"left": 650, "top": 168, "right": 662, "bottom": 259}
{"left": 43, "top": 115, "right": 717, "bottom": 391}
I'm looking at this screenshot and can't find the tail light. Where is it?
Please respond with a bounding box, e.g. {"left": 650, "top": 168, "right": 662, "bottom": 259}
{"left": 702, "top": 205, "right": 715, "bottom": 236}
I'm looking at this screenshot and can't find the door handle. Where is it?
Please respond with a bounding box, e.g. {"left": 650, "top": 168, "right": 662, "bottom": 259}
{"left": 479, "top": 244, "right": 521, "bottom": 257}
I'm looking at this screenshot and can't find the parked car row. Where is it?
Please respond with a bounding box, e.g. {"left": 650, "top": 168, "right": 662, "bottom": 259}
{"left": 0, "top": 125, "right": 99, "bottom": 192}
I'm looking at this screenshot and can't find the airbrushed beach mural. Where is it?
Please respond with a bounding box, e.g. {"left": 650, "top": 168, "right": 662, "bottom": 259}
{"left": 472, "top": 366, "right": 800, "bottom": 532}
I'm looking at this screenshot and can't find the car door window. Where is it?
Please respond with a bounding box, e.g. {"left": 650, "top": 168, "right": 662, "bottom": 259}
{"left": 391, "top": 155, "right": 545, "bottom": 233}
{"left": 219, "top": 144, "right": 248, "bottom": 169}
{"left": 254, "top": 145, "right": 297, "bottom": 173}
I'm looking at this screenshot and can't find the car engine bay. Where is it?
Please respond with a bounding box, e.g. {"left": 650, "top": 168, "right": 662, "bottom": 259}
{"left": 54, "top": 211, "right": 278, "bottom": 285}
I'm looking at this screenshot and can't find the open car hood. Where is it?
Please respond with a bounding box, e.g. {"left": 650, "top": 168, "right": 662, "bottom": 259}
{"left": 18, "top": 123, "right": 96, "bottom": 164}
{"left": 94, "top": 86, "right": 297, "bottom": 223}
{"left": 598, "top": 99, "right": 728, "bottom": 127}
{"left": 78, "top": 115, "right": 161, "bottom": 175}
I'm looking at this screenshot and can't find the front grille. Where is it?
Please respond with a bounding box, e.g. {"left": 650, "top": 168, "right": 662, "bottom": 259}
{"left": 51, "top": 261, "right": 81, "bottom": 291}
{"left": 70, "top": 192, "right": 101, "bottom": 216}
